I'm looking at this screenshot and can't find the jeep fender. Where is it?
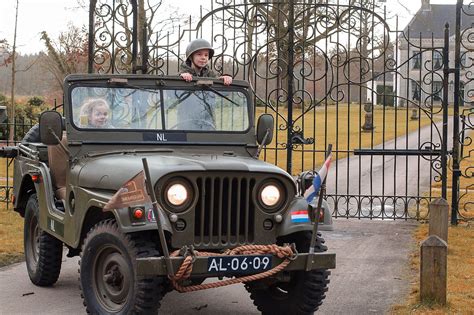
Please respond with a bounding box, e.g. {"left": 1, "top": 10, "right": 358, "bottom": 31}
{"left": 277, "top": 197, "right": 333, "bottom": 237}
{"left": 113, "top": 204, "right": 173, "bottom": 236}
{"left": 13, "top": 175, "right": 35, "bottom": 216}
{"left": 81, "top": 198, "right": 173, "bottom": 233}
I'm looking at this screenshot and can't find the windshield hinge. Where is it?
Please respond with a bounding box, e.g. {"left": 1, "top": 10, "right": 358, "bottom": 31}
{"left": 195, "top": 80, "right": 213, "bottom": 86}
{"left": 68, "top": 140, "right": 83, "bottom": 146}
{"left": 108, "top": 78, "right": 128, "bottom": 85}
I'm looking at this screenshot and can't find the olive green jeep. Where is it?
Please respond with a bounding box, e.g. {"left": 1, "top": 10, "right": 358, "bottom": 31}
{"left": 6, "top": 74, "right": 335, "bottom": 314}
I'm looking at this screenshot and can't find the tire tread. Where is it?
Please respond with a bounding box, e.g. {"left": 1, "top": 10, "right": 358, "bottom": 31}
{"left": 25, "top": 194, "right": 63, "bottom": 286}
{"left": 79, "top": 220, "right": 165, "bottom": 314}
{"left": 246, "top": 231, "right": 330, "bottom": 315}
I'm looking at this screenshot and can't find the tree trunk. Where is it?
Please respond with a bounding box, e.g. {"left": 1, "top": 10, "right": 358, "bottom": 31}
{"left": 8, "top": 0, "right": 19, "bottom": 143}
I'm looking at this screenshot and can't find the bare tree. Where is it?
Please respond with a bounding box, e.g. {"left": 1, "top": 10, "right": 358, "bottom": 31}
{"left": 8, "top": 0, "right": 19, "bottom": 142}
{"left": 0, "top": 39, "right": 12, "bottom": 67}
{"left": 41, "top": 24, "right": 89, "bottom": 90}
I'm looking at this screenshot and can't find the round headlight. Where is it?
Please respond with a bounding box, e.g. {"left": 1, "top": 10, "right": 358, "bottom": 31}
{"left": 166, "top": 183, "right": 188, "bottom": 206}
{"left": 260, "top": 184, "right": 281, "bottom": 207}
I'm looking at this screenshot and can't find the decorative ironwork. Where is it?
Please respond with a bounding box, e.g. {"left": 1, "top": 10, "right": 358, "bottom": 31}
{"left": 54, "top": 0, "right": 467, "bottom": 222}
{"left": 0, "top": 118, "right": 36, "bottom": 209}
{"left": 453, "top": 0, "right": 474, "bottom": 222}
{"left": 88, "top": 0, "right": 138, "bottom": 74}
{"left": 84, "top": 0, "right": 458, "bottom": 220}
{"left": 1, "top": 1, "right": 469, "bottom": 223}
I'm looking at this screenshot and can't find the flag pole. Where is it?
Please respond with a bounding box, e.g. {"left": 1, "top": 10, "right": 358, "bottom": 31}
{"left": 142, "top": 158, "right": 174, "bottom": 277}
{"left": 306, "top": 144, "right": 332, "bottom": 271}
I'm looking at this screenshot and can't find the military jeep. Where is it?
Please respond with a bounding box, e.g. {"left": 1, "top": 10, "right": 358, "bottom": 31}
{"left": 7, "top": 74, "right": 335, "bottom": 314}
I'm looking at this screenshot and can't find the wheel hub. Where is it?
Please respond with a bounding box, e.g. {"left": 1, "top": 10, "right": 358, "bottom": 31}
{"left": 103, "top": 265, "right": 124, "bottom": 287}
{"left": 94, "top": 250, "right": 131, "bottom": 311}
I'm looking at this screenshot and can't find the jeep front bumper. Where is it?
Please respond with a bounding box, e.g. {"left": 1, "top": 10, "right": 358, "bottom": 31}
{"left": 136, "top": 252, "right": 336, "bottom": 276}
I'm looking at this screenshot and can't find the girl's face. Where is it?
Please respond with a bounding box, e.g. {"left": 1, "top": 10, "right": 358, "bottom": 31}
{"left": 191, "top": 49, "right": 210, "bottom": 69}
{"left": 89, "top": 104, "right": 109, "bottom": 127}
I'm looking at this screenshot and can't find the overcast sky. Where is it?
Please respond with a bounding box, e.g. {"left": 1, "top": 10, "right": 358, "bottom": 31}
{"left": 0, "top": 0, "right": 459, "bottom": 55}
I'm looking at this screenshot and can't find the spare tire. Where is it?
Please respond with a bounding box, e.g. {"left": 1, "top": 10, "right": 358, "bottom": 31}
{"left": 21, "top": 124, "right": 40, "bottom": 143}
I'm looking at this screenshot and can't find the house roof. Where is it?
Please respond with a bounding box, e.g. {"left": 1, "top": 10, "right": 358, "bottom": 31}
{"left": 404, "top": 5, "right": 472, "bottom": 38}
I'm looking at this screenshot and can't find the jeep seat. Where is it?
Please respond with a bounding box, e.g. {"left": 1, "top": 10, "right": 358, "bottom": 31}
{"left": 47, "top": 136, "right": 68, "bottom": 200}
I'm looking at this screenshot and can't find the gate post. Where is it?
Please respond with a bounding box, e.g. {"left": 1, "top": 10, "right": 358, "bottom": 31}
{"left": 429, "top": 198, "right": 449, "bottom": 242}
{"left": 451, "top": 0, "right": 463, "bottom": 225}
{"left": 88, "top": 0, "right": 97, "bottom": 73}
{"left": 286, "top": 0, "right": 295, "bottom": 174}
{"left": 420, "top": 198, "right": 449, "bottom": 305}
{"left": 442, "top": 24, "right": 449, "bottom": 200}
{"left": 420, "top": 235, "right": 447, "bottom": 305}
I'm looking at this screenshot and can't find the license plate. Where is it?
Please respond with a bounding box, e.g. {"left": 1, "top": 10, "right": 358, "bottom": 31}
{"left": 207, "top": 255, "right": 272, "bottom": 275}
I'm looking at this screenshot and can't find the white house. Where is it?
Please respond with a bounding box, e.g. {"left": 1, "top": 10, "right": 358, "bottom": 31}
{"left": 396, "top": 0, "right": 473, "bottom": 107}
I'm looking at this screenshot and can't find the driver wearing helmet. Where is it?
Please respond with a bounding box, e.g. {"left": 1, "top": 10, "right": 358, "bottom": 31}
{"left": 180, "top": 38, "right": 232, "bottom": 85}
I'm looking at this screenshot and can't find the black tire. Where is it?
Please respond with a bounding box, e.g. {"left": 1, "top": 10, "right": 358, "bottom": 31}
{"left": 24, "top": 194, "right": 63, "bottom": 286}
{"left": 79, "top": 220, "right": 166, "bottom": 314}
{"left": 245, "top": 231, "right": 330, "bottom": 315}
{"left": 21, "top": 124, "right": 40, "bottom": 143}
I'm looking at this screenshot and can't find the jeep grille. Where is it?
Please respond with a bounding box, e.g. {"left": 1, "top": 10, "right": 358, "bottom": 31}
{"left": 194, "top": 176, "right": 256, "bottom": 246}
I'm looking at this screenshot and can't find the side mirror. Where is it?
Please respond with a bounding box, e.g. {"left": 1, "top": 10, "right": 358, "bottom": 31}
{"left": 40, "top": 111, "right": 63, "bottom": 145}
{"left": 256, "top": 114, "right": 274, "bottom": 145}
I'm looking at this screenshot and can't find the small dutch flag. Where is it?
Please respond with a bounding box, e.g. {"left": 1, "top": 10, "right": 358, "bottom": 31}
{"left": 303, "top": 154, "right": 332, "bottom": 203}
{"left": 291, "top": 210, "right": 310, "bottom": 223}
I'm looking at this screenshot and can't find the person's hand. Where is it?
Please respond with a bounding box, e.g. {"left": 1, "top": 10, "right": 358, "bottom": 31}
{"left": 180, "top": 73, "right": 193, "bottom": 82}
{"left": 219, "top": 75, "right": 232, "bottom": 85}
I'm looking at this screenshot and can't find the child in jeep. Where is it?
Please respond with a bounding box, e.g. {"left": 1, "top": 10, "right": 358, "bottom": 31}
{"left": 179, "top": 38, "right": 232, "bottom": 85}
{"left": 79, "top": 98, "right": 111, "bottom": 128}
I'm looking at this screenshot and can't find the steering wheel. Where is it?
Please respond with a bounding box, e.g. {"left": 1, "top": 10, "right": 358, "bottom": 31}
{"left": 168, "top": 119, "right": 216, "bottom": 130}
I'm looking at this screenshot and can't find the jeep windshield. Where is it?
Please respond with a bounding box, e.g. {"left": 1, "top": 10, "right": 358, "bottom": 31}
{"left": 70, "top": 86, "right": 250, "bottom": 132}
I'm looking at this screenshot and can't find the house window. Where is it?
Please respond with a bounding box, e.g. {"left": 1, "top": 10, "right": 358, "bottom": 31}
{"left": 412, "top": 51, "right": 421, "bottom": 69}
{"left": 433, "top": 81, "right": 443, "bottom": 102}
{"left": 460, "top": 52, "right": 466, "bottom": 69}
{"left": 433, "top": 51, "right": 442, "bottom": 70}
{"left": 412, "top": 81, "right": 421, "bottom": 101}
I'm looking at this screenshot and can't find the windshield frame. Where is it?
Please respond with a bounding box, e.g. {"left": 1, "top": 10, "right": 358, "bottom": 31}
{"left": 68, "top": 82, "right": 252, "bottom": 134}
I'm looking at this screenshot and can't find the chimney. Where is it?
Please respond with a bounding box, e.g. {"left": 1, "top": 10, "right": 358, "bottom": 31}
{"left": 421, "top": 0, "right": 431, "bottom": 11}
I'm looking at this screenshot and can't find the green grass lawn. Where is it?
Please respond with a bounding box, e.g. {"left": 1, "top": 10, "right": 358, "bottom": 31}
{"left": 0, "top": 203, "right": 24, "bottom": 267}
{"left": 257, "top": 104, "right": 443, "bottom": 174}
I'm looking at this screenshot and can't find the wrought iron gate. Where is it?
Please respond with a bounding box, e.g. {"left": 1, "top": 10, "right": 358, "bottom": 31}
{"left": 86, "top": 0, "right": 473, "bottom": 221}
{"left": 452, "top": 1, "right": 473, "bottom": 223}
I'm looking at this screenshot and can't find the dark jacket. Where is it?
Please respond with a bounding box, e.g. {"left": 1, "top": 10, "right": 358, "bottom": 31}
{"left": 179, "top": 60, "right": 217, "bottom": 78}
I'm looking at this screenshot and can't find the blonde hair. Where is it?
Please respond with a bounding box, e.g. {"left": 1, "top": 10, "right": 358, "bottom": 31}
{"left": 79, "top": 98, "right": 109, "bottom": 127}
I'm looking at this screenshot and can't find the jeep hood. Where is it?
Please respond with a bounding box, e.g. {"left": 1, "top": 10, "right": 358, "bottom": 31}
{"left": 77, "top": 153, "right": 294, "bottom": 191}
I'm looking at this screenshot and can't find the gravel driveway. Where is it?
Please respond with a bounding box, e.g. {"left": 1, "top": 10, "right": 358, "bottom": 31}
{"left": 0, "top": 218, "right": 416, "bottom": 314}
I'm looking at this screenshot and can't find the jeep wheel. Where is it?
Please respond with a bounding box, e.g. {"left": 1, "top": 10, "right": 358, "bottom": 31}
{"left": 245, "top": 231, "right": 330, "bottom": 315}
{"left": 79, "top": 220, "right": 165, "bottom": 314}
{"left": 24, "top": 194, "right": 63, "bottom": 286}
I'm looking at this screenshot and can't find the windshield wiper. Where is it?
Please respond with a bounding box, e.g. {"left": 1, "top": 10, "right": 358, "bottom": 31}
{"left": 203, "top": 85, "right": 242, "bottom": 107}
{"left": 107, "top": 79, "right": 161, "bottom": 95}
{"left": 87, "top": 148, "right": 174, "bottom": 158}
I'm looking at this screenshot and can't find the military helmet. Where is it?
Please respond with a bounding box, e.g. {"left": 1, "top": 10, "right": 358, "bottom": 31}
{"left": 185, "top": 38, "right": 215, "bottom": 61}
